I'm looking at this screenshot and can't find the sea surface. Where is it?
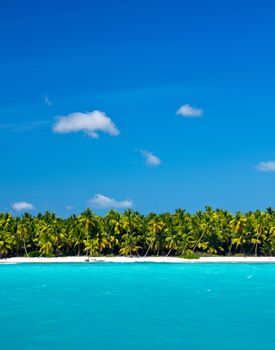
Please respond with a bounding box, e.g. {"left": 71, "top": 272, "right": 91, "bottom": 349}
{"left": 0, "top": 263, "right": 274, "bottom": 350}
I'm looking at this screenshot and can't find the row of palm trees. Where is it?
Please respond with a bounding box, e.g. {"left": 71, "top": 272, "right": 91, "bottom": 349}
{"left": 1, "top": 207, "right": 275, "bottom": 258}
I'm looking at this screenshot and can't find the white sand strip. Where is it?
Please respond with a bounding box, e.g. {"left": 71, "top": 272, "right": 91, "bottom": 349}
{"left": 0, "top": 256, "right": 275, "bottom": 264}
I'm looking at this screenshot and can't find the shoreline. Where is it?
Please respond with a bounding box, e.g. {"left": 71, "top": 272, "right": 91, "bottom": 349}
{"left": 1, "top": 256, "right": 275, "bottom": 264}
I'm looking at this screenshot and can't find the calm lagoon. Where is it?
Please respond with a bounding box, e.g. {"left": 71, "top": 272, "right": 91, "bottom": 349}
{"left": 0, "top": 263, "right": 274, "bottom": 349}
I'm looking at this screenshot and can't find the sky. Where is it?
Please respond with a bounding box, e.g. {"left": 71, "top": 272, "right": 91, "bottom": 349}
{"left": 0, "top": 0, "right": 275, "bottom": 216}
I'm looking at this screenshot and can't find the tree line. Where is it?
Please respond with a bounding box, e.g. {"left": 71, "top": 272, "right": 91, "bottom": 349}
{"left": 0, "top": 207, "right": 275, "bottom": 258}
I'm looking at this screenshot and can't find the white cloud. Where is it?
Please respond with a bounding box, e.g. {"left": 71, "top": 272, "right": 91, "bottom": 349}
{"left": 43, "top": 95, "right": 53, "bottom": 106}
{"left": 53, "top": 110, "right": 119, "bottom": 138}
{"left": 89, "top": 194, "right": 133, "bottom": 209}
{"left": 176, "top": 104, "right": 203, "bottom": 117}
{"left": 256, "top": 161, "right": 275, "bottom": 172}
{"left": 65, "top": 205, "right": 74, "bottom": 210}
{"left": 12, "top": 201, "right": 34, "bottom": 211}
{"left": 139, "top": 150, "right": 161, "bottom": 167}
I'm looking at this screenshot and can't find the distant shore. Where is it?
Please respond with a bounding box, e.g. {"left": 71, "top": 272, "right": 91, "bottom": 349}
{"left": 1, "top": 256, "right": 275, "bottom": 264}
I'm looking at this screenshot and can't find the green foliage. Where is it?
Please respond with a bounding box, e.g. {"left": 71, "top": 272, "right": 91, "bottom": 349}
{"left": 0, "top": 207, "right": 275, "bottom": 258}
{"left": 179, "top": 252, "right": 200, "bottom": 259}
{"left": 27, "top": 250, "right": 41, "bottom": 257}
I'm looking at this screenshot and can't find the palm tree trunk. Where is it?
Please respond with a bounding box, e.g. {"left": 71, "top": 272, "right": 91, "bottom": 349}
{"left": 23, "top": 240, "right": 29, "bottom": 257}
{"left": 227, "top": 242, "right": 233, "bottom": 256}
{"left": 166, "top": 248, "right": 173, "bottom": 257}
{"left": 192, "top": 232, "right": 205, "bottom": 253}
{"left": 143, "top": 243, "right": 151, "bottom": 257}
{"left": 255, "top": 233, "right": 261, "bottom": 257}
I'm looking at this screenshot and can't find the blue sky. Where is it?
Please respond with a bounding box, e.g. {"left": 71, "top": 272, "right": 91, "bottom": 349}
{"left": 1, "top": 0, "right": 275, "bottom": 215}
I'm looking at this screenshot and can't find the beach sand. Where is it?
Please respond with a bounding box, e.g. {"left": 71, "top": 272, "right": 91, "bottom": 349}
{"left": 0, "top": 256, "right": 275, "bottom": 264}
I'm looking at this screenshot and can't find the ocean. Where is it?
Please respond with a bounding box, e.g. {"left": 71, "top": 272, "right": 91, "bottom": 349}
{"left": 0, "top": 263, "right": 274, "bottom": 349}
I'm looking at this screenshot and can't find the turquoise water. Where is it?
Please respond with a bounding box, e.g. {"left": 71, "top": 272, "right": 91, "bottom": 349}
{"left": 0, "top": 263, "right": 274, "bottom": 350}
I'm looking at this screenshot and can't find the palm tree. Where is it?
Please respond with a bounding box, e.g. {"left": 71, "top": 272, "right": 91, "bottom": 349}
{"left": 67, "top": 215, "right": 85, "bottom": 255}
{"left": 79, "top": 209, "right": 97, "bottom": 257}
{"left": 165, "top": 231, "right": 181, "bottom": 256}
{"left": 0, "top": 207, "right": 274, "bottom": 258}
{"left": 229, "top": 212, "right": 248, "bottom": 255}
{"left": 145, "top": 215, "right": 165, "bottom": 256}
{"left": 119, "top": 234, "right": 141, "bottom": 256}
{"left": 35, "top": 221, "right": 55, "bottom": 257}
{"left": 120, "top": 210, "right": 142, "bottom": 237}
{"left": 16, "top": 222, "right": 30, "bottom": 256}
{"left": 99, "top": 215, "right": 119, "bottom": 254}
{"left": 84, "top": 238, "right": 98, "bottom": 256}
{"left": 0, "top": 213, "right": 16, "bottom": 258}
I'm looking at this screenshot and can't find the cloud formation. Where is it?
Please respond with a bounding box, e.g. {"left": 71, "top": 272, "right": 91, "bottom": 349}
{"left": 139, "top": 150, "right": 161, "bottom": 167}
{"left": 12, "top": 201, "right": 34, "bottom": 211}
{"left": 176, "top": 104, "right": 203, "bottom": 118}
{"left": 65, "top": 205, "right": 74, "bottom": 210}
{"left": 89, "top": 194, "right": 133, "bottom": 209}
{"left": 43, "top": 95, "right": 53, "bottom": 106}
{"left": 53, "top": 110, "right": 119, "bottom": 138}
{"left": 256, "top": 161, "right": 275, "bottom": 172}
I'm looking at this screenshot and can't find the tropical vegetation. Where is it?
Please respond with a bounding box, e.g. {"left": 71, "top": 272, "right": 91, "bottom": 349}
{"left": 1, "top": 207, "right": 275, "bottom": 258}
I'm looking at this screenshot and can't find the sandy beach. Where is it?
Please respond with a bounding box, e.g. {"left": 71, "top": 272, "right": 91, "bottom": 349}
{"left": 1, "top": 256, "right": 275, "bottom": 264}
